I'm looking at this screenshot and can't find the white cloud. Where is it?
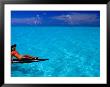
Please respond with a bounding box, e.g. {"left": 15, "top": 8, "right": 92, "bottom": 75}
{"left": 52, "top": 12, "right": 99, "bottom": 25}
{"left": 11, "top": 15, "right": 42, "bottom": 25}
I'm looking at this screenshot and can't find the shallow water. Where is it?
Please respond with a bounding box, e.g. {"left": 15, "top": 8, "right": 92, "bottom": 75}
{"left": 11, "top": 26, "right": 100, "bottom": 77}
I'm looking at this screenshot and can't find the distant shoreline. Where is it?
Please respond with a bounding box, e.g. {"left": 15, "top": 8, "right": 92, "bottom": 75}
{"left": 11, "top": 25, "right": 100, "bottom": 27}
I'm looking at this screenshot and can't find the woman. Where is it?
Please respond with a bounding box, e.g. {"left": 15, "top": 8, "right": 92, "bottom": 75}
{"left": 11, "top": 44, "right": 38, "bottom": 60}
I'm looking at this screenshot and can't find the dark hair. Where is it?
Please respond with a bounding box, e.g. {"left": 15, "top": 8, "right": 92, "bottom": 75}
{"left": 11, "top": 44, "right": 16, "bottom": 51}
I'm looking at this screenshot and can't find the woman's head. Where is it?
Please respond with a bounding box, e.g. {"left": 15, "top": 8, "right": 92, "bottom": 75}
{"left": 11, "top": 44, "right": 16, "bottom": 51}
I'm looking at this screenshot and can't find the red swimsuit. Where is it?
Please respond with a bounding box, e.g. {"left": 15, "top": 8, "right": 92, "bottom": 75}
{"left": 11, "top": 51, "right": 30, "bottom": 59}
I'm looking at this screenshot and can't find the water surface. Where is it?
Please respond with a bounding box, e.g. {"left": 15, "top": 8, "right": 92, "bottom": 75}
{"left": 11, "top": 26, "right": 100, "bottom": 77}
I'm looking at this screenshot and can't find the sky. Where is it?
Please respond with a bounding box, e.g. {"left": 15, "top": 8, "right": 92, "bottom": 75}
{"left": 11, "top": 11, "right": 100, "bottom": 26}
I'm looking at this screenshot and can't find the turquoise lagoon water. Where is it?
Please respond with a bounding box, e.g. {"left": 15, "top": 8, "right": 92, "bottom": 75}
{"left": 11, "top": 26, "right": 100, "bottom": 77}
